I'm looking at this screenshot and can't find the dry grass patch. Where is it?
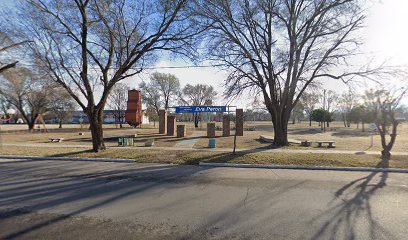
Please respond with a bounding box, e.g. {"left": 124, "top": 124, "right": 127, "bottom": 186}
{"left": 1, "top": 146, "right": 408, "bottom": 168}
{"left": 202, "top": 152, "right": 408, "bottom": 168}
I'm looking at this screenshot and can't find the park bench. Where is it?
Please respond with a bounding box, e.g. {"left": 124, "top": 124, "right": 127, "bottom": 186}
{"left": 49, "top": 138, "right": 64, "bottom": 143}
{"left": 145, "top": 138, "right": 155, "bottom": 147}
{"left": 300, "top": 140, "right": 312, "bottom": 147}
{"left": 316, "top": 141, "right": 335, "bottom": 148}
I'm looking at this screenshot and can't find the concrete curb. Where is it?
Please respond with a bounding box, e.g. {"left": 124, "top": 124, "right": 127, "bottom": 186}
{"left": 199, "top": 162, "right": 408, "bottom": 173}
{"left": 0, "top": 155, "right": 134, "bottom": 163}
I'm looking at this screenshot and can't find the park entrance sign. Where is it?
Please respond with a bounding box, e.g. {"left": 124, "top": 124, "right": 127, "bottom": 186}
{"left": 175, "top": 106, "right": 227, "bottom": 113}
{"left": 158, "top": 105, "right": 243, "bottom": 138}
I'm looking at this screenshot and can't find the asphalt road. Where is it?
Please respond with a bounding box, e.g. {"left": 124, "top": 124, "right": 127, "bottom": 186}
{"left": 0, "top": 158, "right": 407, "bottom": 240}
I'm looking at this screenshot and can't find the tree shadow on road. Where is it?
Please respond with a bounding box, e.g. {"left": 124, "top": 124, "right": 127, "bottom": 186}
{"left": 0, "top": 161, "right": 209, "bottom": 239}
{"left": 309, "top": 158, "right": 395, "bottom": 240}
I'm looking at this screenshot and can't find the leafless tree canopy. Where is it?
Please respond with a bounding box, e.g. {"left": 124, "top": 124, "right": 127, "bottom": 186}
{"left": 108, "top": 82, "right": 129, "bottom": 128}
{"left": 195, "top": 0, "right": 373, "bottom": 145}
{"left": 0, "top": 67, "right": 54, "bottom": 130}
{"left": 140, "top": 72, "right": 181, "bottom": 112}
{"left": 364, "top": 87, "right": 407, "bottom": 160}
{"left": 180, "top": 83, "right": 217, "bottom": 127}
{"left": 0, "top": 32, "right": 31, "bottom": 73}
{"left": 13, "top": 0, "right": 199, "bottom": 151}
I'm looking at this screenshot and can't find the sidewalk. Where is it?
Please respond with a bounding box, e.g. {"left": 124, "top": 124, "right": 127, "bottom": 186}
{"left": 2, "top": 142, "right": 408, "bottom": 156}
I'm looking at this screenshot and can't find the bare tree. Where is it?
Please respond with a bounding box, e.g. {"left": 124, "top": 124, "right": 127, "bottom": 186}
{"left": 15, "top": 0, "right": 198, "bottom": 151}
{"left": 324, "top": 90, "right": 339, "bottom": 127}
{"left": 0, "top": 67, "right": 52, "bottom": 130}
{"left": 338, "top": 90, "right": 359, "bottom": 127}
{"left": 139, "top": 81, "right": 162, "bottom": 119}
{"left": 145, "top": 106, "right": 159, "bottom": 127}
{"left": 108, "top": 82, "right": 130, "bottom": 128}
{"left": 302, "top": 92, "right": 320, "bottom": 126}
{"left": 0, "top": 32, "right": 31, "bottom": 73}
{"left": 139, "top": 72, "right": 180, "bottom": 120}
{"left": 180, "top": 83, "right": 217, "bottom": 127}
{"left": 196, "top": 0, "right": 382, "bottom": 146}
{"left": 151, "top": 72, "right": 181, "bottom": 110}
{"left": 290, "top": 101, "right": 304, "bottom": 124}
{"left": 49, "top": 88, "right": 77, "bottom": 128}
{"left": 364, "top": 87, "right": 407, "bottom": 161}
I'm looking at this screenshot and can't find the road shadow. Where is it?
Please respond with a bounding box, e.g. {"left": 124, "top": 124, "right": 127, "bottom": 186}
{"left": 309, "top": 158, "right": 394, "bottom": 240}
{"left": 0, "top": 161, "right": 209, "bottom": 239}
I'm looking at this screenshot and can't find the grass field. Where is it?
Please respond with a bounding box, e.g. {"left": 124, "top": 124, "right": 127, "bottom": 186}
{"left": 1, "top": 146, "right": 406, "bottom": 168}
{"left": 1, "top": 121, "right": 408, "bottom": 152}
{"left": 1, "top": 121, "right": 407, "bottom": 168}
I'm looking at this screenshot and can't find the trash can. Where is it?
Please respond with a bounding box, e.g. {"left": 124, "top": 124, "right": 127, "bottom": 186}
{"left": 208, "top": 139, "right": 216, "bottom": 148}
{"left": 118, "top": 137, "right": 123, "bottom": 146}
{"left": 128, "top": 137, "right": 134, "bottom": 146}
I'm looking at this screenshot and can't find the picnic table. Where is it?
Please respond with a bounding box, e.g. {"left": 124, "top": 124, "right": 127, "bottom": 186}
{"left": 316, "top": 141, "right": 336, "bottom": 148}
{"left": 49, "top": 138, "right": 64, "bottom": 142}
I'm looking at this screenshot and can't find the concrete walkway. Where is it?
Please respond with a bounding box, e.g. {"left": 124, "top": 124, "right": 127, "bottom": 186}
{"left": 174, "top": 131, "right": 205, "bottom": 148}
{"left": 2, "top": 142, "right": 408, "bottom": 156}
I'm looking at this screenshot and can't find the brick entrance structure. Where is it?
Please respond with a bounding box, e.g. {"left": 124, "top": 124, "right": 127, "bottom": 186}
{"left": 235, "top": 109, "right": 244, "bottom": 136}
{"left": 159, "top": 110, "right": 167, "bottom": 134}
{"left": 177, "top": 125, "right": 186, "bottom": 138}
{"left": 222, "top": 115, "right": 230, "bottom": 137}
{"left": 207, "top": 123, "right": 216, "bottom": 138}
{"left": 167, "top": 116, "right": 176, "bottom": 136}
{"left": 125, "top": 90, "right": 142, "bottom": 127}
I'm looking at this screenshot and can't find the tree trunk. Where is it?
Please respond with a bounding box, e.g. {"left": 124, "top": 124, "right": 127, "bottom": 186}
{"left": 381, "top": 149, "right": 391, "bottom": 161}
{"left": 272, "top": 110, "right": 289, "bottom": 146}
{"left": 273, "top": 121, "right": 289, "bottom": 146}
{"left": 88, "top": 109, "right": 106, "bottom": 152}
{"left": 59, "top": 119, "right": 62, "bottom": 128}
{"left": 28, "top": 121, "right": 35, "bottom": 131}
{"left": 342, "top": 114, "right": 347, "bottom": 127}
{"left": 309, "top": 117, "right": 312, "bottom": 126}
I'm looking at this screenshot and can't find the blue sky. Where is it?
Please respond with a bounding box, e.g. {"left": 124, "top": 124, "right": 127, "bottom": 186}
{"left": 2, "top": 0, "right": 407, "bottom": 108}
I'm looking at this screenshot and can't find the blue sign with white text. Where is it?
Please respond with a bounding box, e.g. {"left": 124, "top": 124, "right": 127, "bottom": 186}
{"left": 176, "top": 106, "right": 227, "bottom": 113}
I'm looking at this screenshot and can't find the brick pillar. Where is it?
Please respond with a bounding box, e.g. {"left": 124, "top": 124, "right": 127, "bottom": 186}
{"left": 177, "top": 125, "right": 186, "bottom": 138}
{"left": 236, "top": 109, "right": 244, "bottom": 136}
{"left": 159, "top": 110, "right": 167, "bottom": 134}
{"left": 207, "top": 123, "right": 216, "bottom": 138}
{"left": 167, "top": 116, "right": 176, "bottom": 136}
{"left": 222, "top": 115, "right": 230, "bottom": 137}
